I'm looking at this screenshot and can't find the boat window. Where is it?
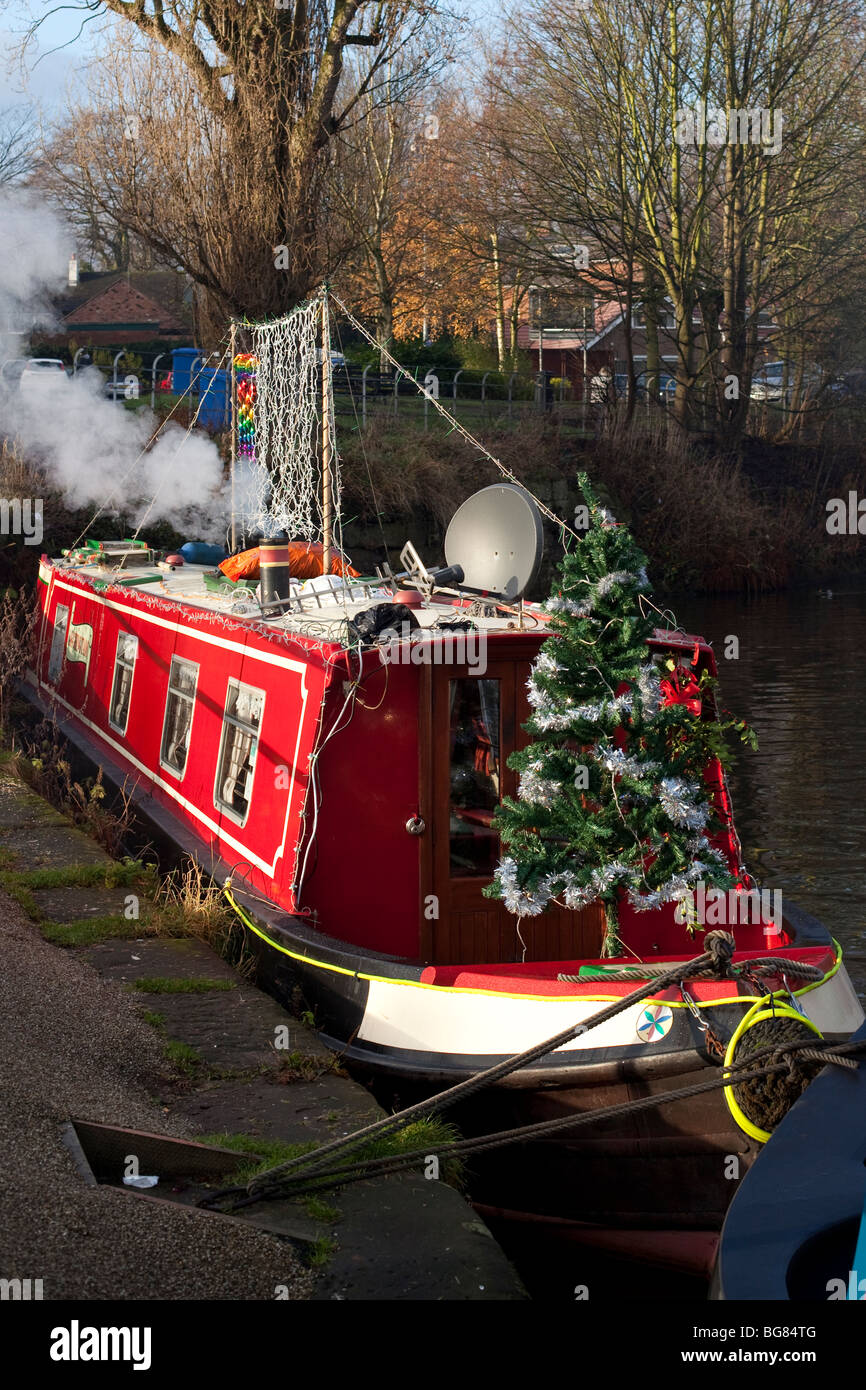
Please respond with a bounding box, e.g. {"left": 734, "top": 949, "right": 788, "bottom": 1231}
{"left": 160, "top": 657, "right": 199, "bottom": 777}
{"left": 214, "top": 680, "right": 265, "bottom": 826}
{"left": 108, "top": 631, "right": 138, "bottom": 734}
{"left": 448, "top": 677, "right": 501, "bottom": 877}
{"left": 48, "top": 604, "right": 69, "bottom": 683}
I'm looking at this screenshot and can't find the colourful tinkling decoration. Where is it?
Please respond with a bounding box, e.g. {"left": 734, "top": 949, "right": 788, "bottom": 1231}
{"left": 234, "top": 354, "right": 258, "bottom": 459}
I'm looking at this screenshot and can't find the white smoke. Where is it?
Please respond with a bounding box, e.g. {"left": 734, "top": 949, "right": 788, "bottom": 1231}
{"left": 0, "top": 190, "right": 228, "bottom": 543}
{"left": 0, "top": 189, "right": 68, "bottom": 332}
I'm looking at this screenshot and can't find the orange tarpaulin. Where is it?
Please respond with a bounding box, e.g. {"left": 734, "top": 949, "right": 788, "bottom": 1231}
{"left": 219, "top": 543, "right": 359, "bottom": 583}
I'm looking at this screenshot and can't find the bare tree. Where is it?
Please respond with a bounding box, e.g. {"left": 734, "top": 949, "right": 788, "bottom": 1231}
{"left": 30, "top": 2, "right": 448, "bottom": 337}
{"left": 0, "top": 106, "right": 36, "bottom": 185}
{"left": 330, "top": 55, "right": 447, "bottom": 367}
{"left": 485, "top": 0, "right": 866, "bottom": 441}
{"left": 36, "top": 111, "right": 155, "bottom": 271}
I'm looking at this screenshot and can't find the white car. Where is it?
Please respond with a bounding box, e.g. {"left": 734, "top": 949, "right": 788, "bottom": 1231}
{"left": 18, "top": 358, "right": 70, "bottom": 399}
{"left": 316, "top": 348, "right": 347, "bottom": 368}
{"left": 750, "top": 361, "right": 788, "bottom": 402}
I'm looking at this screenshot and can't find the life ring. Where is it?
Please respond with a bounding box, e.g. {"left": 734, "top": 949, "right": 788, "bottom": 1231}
{"left": 723, "top": 1001, "right": 823, "bottom": 1143}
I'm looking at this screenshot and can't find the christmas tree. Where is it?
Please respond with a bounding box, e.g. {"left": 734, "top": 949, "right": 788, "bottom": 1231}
{"left": 486, "top": 472, "right": 735, "bottom": 956}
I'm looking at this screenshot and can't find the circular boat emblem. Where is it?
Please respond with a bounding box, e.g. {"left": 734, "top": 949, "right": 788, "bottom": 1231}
{"left": 636, "top": 1004, "right": 673, "bottom": 1042}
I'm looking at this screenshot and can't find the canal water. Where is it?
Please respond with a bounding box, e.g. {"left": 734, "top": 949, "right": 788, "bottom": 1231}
{"left": 678, "top": 585, "right": 866, "bottom": 1001}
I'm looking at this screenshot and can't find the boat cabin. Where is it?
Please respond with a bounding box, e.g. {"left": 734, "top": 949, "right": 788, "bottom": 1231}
{"left": 34, "top": 543, "right": 740, "bottom": 975}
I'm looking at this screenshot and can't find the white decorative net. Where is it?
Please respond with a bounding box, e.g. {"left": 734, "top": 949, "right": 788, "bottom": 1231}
{"left": 240, "top": 290, "right": 341, "bottom": 546}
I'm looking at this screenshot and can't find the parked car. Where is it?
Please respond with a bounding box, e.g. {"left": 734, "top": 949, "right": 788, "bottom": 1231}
{"left": 611, "top": 369, "right": 678, "bottom": 401}
{"left": 826, "top": 369, "right": 866, "bottom": 400}
{"left": 750, "top": 360, "right": 787, "bottom": 401}
{"left": 316, "top": 348, "right": 347, "bottom": 368}
{"left": 18, "top": 358, "right": 69, "bottom": 399}
{"left": 105, "top": 373, "right": 141, "bottom": 402}
{"left": 751, "top": 360, "right": 823, "bottom": 402}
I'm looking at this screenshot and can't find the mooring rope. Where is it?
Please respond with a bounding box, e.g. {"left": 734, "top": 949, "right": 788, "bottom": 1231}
{"left": 200, "top": 922, "right": 839, "bottom": 1212}
{"left": 558, "top": 956, "right": 824, "bottom": 984}
{"left": 202, "top": 1033, "right": 866, "bottom": 1209}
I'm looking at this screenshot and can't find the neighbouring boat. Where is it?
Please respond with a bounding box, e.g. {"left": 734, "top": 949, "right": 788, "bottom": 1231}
{"left": 26, "top": 290, "right": 864, "bottom": 1265}
{"left": 712, "top": 1021, "right": 866, "bottom": 1300}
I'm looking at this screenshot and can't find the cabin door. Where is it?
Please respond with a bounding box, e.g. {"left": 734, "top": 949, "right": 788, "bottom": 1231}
{"left": 425, "top": 658, "right": 604, "bottom": 966}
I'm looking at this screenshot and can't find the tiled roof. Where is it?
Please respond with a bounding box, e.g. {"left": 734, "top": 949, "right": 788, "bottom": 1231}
{"left": 62, "top": 279, "right": 183, "bottom": 332}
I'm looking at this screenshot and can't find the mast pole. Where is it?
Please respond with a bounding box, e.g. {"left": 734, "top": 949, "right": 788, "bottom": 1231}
{"left": 229, "top": 320, "right": 238, "bottom": 553}
{"left": 321, "top": 293, "right": 332, "bottom": 577}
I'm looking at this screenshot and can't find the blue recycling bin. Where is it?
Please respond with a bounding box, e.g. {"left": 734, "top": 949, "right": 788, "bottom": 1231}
{"left": 171, "top": 347, "right": 201, "bottom": 397}
{"left": 196, "top": 367, "right": 230, "bottom": 429}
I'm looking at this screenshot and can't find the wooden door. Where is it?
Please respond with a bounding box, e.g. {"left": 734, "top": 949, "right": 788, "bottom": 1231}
{"left": 424, "top": 657, "right": 604, "bottom": 966}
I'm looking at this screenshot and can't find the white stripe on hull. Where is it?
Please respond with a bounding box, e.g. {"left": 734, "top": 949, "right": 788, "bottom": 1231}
{"left": 356, "top": 971, "right": 864, "bottom": 1057}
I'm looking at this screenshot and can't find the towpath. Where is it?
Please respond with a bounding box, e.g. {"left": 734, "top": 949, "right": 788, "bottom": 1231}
{"left": 0, "top": 762, "right": 524, "bottom": 1301}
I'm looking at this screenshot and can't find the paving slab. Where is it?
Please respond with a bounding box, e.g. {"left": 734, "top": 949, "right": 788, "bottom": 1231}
{"left": 0, "top": 774, "right": 73, "bottom": 828}
{"left": 173, "top": 1076, "right": 381, "bottom": 1144}
{"left": 31, "top": 884, "right": 133, "bottom": 921}
{"left": 84, "top": 938, "right": 328, "bottom": 1068}
{"left": 0, "top": 890, "right": 314, "bottom": 1301}
{"left": 85, "top": 937, "right": 242, "bottom": 984}
{"left": 0, "top": 821, "right": 113, "bottom": 870}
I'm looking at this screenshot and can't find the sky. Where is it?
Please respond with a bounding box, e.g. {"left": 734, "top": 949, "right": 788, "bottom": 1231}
{"left": 0, "top": 1, "right": 100, "bottom": 112}
{"left": 0, "top": 0, "right": 505, "bottom": 117}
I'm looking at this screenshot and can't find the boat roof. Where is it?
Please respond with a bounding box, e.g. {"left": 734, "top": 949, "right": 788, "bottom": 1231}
{"left": 44, "top": 554, "right": 712, "bottom": 655}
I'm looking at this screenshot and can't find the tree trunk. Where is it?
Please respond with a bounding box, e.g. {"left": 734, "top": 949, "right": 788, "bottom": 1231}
{"left": 673, "top": 296, "right": 694, "bottom": 429}
{"left": 491, "top": 230, "right": 507, "bottom": 371}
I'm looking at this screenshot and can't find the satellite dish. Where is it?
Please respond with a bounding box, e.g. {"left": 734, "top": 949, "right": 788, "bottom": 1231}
{"left": 443, "top": 484, "right": 543, "bottom": 600}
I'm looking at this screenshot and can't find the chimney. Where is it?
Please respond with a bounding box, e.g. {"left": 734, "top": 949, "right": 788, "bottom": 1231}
{"left": 68, "top": 254, "right": 79, "bottom": 288}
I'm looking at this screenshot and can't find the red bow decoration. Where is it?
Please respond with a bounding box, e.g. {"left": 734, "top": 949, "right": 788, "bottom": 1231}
{"left": 660, "top": 668, "right": 702, "bottom": 716}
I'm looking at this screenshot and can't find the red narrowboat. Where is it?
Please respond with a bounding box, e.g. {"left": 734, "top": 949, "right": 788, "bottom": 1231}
{"left": 27, "top": 291, "right": 863, "bottom": 1263}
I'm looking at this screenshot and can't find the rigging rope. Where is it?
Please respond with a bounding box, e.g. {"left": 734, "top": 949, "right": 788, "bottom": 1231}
{"left": 244, "top": 1043, "right": 866, "bottom": 1202}
{"left": 201, "top": 1026, "right": 863, "bottom": 1207}
{"left": 327, "top": 288, "right": 580, "bottom": 543}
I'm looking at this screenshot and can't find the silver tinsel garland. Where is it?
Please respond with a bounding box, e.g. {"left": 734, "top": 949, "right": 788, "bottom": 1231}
{"left": 544, "top": 595, "right": 592, "bottom": 618}
{"left": 494, "top": 856, "right": 632, "bottom": 918}
{"left": 517, "top": 759, "right": 562, "bottom": 808}
{"left": 542, "top": 565, "right": 649, "bottom": 623}
{"left": 635, "top": 661, "right": 663, "bottom": 716}
{"left": 526, "top": 678, "right": 634, "bottom": 731}
{"left": 657, "top": 776, "right": 710, "bottom": 830}
{"left": 494, "top": 858, "right": 561, "bottom": 916}
{"left": 599, "top": 746, "right": 660, "bottom": 779}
